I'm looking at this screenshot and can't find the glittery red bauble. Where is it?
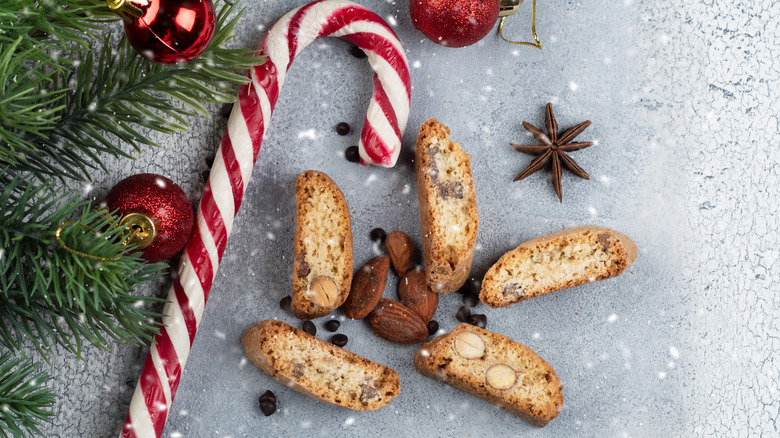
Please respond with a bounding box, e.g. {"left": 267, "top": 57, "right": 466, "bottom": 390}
{"left": 122, "top": 0, "right": 216, "bottom": 65}
{"left": 105, "top": 174, "right": 194, "bottom": 263}
{"left": 410, "top": 0, "right": 500, "bottom": 48}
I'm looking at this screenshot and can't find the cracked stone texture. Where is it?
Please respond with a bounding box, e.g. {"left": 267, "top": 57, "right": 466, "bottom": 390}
{"left": 40, "top": 0, "right": 779, "bottom": 436}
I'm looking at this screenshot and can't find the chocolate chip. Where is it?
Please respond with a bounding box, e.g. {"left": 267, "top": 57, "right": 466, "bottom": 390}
{"left": 468, "top": 314, "right": 487, "bottom": 329}
{"left": 259, "top": 400, "right": 277, "bottom": 416}
{"left": 369, "top": 227, "right": 386, "bottom": 243}
{"left": 219, "top": 103, "right": 233, "bottom": 118}
{"left": 303, "top": 321, "right": 316, "bottom": 336}
{"left": 259, "top": 390, "right": 276, "bottom": 404}
{"left": 335, "top": 122, "right": 351, "bottom": 136}
{"left": 438, "top": 181, "right": 464, "bottom": 200}
{"left": 598, "top": 233, "right": 612, "bottom": 250}
{"left": 503, "top": 283, "right": 524, "bottom": 299}
{"left": 295, "top": 253, "right": 310, "bottom": 278}
{"left": 200, "top": 169, "right": 210, "bottom": 182}
{"left": 463, "top": 293, "right": 479, "bottom": 308}
{"left": 324, "top": 320, "right": 341, "bottom": 332}
{"left": 359, "top": 382, "right": 379, "bottom": 405}
{"left": 427, "top": 320, "right": 439, "bottom": 336}
{"left": 455, "top": 306, "right": 471, "bottom": 323}
{"left": 457, "top": 279, "right": 480, "bottom": 296}
{"left": 350, "top": 45, "right": 367, "bottom": 59}
{"left": 331, "top": 333, "right": 348, "bottom": 347}
{"left": 291, "top": 363, "right": 305, "bottom": 379}
{"left": 345, "top": 145, "right": 360, "bottom": 163}
{"left": 279, "top": 295, "right": 292, "bottom": 311}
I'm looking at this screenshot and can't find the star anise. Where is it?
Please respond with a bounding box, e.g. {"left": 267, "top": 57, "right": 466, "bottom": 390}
{"left": 511, "top": 103, "right": 594, "bottom": 202}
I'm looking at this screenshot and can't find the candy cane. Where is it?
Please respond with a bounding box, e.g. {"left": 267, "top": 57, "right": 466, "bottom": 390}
{"left": 120, "top": 1, "right": 410, "bottom": 436}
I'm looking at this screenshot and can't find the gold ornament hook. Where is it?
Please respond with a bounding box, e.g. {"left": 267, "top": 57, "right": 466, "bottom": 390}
{"left": 498, "top": 0, "right": 543, "bottom": 50}
{"left": 55, "top": 210, "right": 156, "bottom": 262}
{"left": 55, "top": 222, "right": 122, "bottom": 262}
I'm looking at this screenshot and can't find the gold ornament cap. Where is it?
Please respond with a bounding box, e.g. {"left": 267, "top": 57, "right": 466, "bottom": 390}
{"left": 106, "top": 0, "right": 148, "bottom": 20}
{"left": 500, "top": 0, "right": 524, "bottom": 17}
{"left": 119, "top": 212, "right": 157, "bottom": 249}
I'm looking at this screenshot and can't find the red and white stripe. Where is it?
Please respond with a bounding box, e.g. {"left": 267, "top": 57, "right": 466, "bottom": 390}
{"left": 121, "top": 1, "right": 410, "bottom": 436}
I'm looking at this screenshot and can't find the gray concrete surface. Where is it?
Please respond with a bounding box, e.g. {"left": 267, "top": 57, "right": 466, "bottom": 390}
{"left": 41, "top": 0, "right": 779, "bottom": 436}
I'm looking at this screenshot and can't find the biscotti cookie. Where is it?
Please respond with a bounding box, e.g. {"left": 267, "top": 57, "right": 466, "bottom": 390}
{"left": 480, "top": 226, "right": 637, "bottom": 308}
{"left": 414, "top": 118, "right": 479, "bottom": 294}
{"left": 291, "top": 170, "right": 353, "bottom": 319}
{"left": 243, "top": 320, "right": 400, "bottom": 411}
{"left": 414, "top": 324, "right": 563, "bottom": 427}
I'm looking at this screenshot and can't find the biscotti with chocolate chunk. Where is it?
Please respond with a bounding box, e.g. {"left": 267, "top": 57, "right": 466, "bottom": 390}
{"left": 291, "top": 170, "right": 353, "bottom": 319}
{"left": 414, "top": 118, "right": 479, "bottom": 294}
{"left": 243, "top": 320, "right": 400, "bottom": 411}
{"left": 480, "top": 225, "right": 637, "bottom": 308}
{"left": 414, "top": 324, "right": 563, "bottom": 427}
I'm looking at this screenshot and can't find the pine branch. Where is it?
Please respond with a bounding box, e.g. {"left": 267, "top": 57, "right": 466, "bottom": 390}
{"left": 0, "top": 352, "right": 54, "bottom": 438}
{"left": 0, "top": 171, "right": 168, "bottom": 357}
{"left": 0, "top": 0, "right": 264, "bottom": 182}
{"left": 0, "top": 0, "right": 111, "bottom": 53}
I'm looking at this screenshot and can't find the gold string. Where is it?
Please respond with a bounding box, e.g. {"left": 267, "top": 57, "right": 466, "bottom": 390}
{"left": 499, "top": 0, "right": 543, "bottom": 50}
{"left": 55, "top": 221, "right": 122, "bottom": 262}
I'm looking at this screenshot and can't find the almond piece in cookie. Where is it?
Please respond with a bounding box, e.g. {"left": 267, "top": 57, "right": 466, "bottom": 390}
{"left": 480, "top": 226, "right": 637, "bottom": 308}
{"left": 291, "top": 171, "right": 353, "bottom": 319}
{"left": 414, "top": 118, "right": 479, "bottom": 294}
{"left": 414, "top": 324, "right": 563, "bottom": 427}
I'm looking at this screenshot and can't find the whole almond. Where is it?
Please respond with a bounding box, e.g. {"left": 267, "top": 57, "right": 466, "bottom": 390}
{"left": 342, "top": 255, "right": 390, "bottom": 319}
{"left": 397, "top": 269, "right": 438, "bottom": 323}
{"left": 386, "top": 231, "right": 414, "bottom": 276}
{"left": 367, "top": 298, "right": 428, "bottom": 344}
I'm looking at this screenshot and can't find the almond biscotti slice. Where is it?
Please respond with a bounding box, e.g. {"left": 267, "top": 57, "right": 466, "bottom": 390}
{"left": 414, "top": 324, "right": 563, "bottom": 427}
{"left": 480, "top": 226, "right": 637, "bottom": 308}
{"left": 243, "top": 320, "right": 400, "bottom": 411}
{"left": 414, "top": 118, "right": 479, "bottom": 294}
{"left": 291, "top": 171, "right": 353, "bottom": 319}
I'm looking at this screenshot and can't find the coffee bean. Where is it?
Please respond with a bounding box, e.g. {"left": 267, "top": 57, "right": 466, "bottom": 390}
{"left": 369, "top": 227, "right": 386, "bottom": 243}
{"left": 324, "top": 320, "right": 341, "bottom": 332}
{"left": 330, "top": 333, "right": 348, "bottom": 347}
{"left": 303, "top": 321, "right": 317, "bottom": 336}
{"left": 219, "top": 103, "right": 233, "bottom": 118}
{"left": 350, "top": 45, "right": 367, "bottom": 59}
{"left": 204, "top": 153, "right": 216, "bottom": 168}
{"left": 345, "top": 145, "right": 360, "bottom": 163}
{"left": 457, "top": 279, "right": 480, "bottom": 295}
{"left": 455, "top": 306, "right": 471, "bottom": 323}
{"left": 463, "top": 293, "right": 479, "bottom": 308}
{"left": 427, "top": 320, "right": 439, "bottom": 336}
{"left": 258, "top": 390, "right": 276, "bottom": 404}
{"left": 468, "top": 314, "right": 487, "bottom": 329}
{"left": 335, "top": 122, "right": 351, "bottom": 136}
{"left": 259, "top": 400, "right": 277, "bottom": 416}
{"left": 279, "top": 296, "right": 292, "bottom": 311}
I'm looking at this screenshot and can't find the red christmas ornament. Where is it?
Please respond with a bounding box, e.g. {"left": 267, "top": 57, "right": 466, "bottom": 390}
{"left": 108, "top": 0, "right": 216, "bottom": 65}
{"left": 410, "top": 0, "right": 500, "bottom": 48}
{"left": 105, "top": 173, "right": 194, "bottom": 263}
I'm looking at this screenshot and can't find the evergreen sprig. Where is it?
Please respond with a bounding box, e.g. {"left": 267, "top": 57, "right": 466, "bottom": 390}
{"left": 0, "top": 0, "right": 266, "bottom": 433}
{"left": 0, "top": 171, "right": 168, "bottom": 358}
{"left": 0, "top": 352, "right": 55, "bottom": 438}
{"left": 0, "top": 0, "right": 264, "bottom": 181}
